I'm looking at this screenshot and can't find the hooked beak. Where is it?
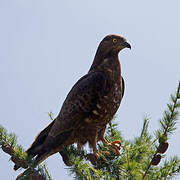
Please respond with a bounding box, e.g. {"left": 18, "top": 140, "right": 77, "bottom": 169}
{"left": 123, "top": 41, "right": 131, "bottom": 49}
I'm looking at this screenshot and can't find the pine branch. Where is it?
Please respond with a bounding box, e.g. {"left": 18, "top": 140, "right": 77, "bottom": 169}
{"left": 150, "top": 156, "right": 180, "bottom": 179}
{"left": 160, "top": 81, "right": 180, "bottom": 135}
{"left": 1, "top": 82, "right": 180, "bottom": 179}
{"left": 48, "top": 112, "right": 54, "bottom": 121}
{"left": 140, "top": 117, "right": 149, "bottom": 138}
{"left": 0, "top": 125, "right": 52, "bottom": 180}
{"left": 161, "top": 156, "right": 180, "bottom": 179}
{"left": 142, "top": 81, "right": 180, "bottom": 180}
{"left": 66, "top": 82, "right": 180, "bottom": 180}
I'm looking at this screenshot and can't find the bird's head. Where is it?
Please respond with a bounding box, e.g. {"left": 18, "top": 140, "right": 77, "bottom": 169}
{"left": 99, "top": 34, "right": 131, "bottom": 56}
{"left": 89, "top": 34, "right": 131, "bottom": 71}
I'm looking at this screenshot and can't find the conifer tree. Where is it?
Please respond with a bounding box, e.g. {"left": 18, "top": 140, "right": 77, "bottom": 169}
{"left": 0, "top": 81, "right": 180, "bottom": 179}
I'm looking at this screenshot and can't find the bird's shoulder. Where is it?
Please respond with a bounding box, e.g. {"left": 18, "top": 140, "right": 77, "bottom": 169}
{"left": 48, "top": 71, "right": 107, "bottom": 137}
{"left": 61, "top": 71, "right": 107, "bottom": 114}
{"left": 68, "top": 71, "right": 107, "bottom": 96}
{"left": 121, "top": 76, "right": 125, "bottom": 98}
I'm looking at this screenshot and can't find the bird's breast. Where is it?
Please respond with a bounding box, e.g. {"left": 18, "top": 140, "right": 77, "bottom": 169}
{"left": 85, "top": 80, "right": 122, "bottom": 129}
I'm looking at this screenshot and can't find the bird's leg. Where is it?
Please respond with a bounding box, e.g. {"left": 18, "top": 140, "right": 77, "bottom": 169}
{"left": 92, "top": 144, "right": 100, "bottom": 159}
{"left": 98, "top": 128, "right": 121, "bottom": 155}
{"left": 89, "top": 133, "right": 101, "bottom": 159}
{"left": 91, "top": 137, "right": 100, "bottom": 159}
{"left": 90, "top": 139, "right": 108, "bottom": 163}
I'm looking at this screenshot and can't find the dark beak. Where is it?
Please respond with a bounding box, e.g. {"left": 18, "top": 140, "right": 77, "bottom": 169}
{"left": 123, "top": 42, "right": 131, "bottom": 49}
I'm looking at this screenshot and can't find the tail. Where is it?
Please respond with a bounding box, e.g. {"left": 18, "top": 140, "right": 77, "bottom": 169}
{"left": 26, "top": 121, "right": 55, "bottom": 157}
{"left": 13, "top": 121, "right": 55, "bottom": 170}
{"left": 33, "top": 130, "right": 73, "bottom": 165}
{"left": 14, "top": 121, "right": 73, "bottom": 170}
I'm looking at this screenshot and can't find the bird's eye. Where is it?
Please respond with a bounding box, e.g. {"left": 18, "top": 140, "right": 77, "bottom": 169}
{"left": 113, "top": 38, "right": 117, "bottom": 43}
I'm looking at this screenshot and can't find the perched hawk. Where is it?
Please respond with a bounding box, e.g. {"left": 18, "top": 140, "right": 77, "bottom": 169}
{"left": 14, "top": 34, "right": 131, "bottom": 169}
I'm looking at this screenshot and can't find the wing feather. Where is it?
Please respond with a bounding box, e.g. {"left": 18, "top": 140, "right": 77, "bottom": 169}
{"left": 121, "top": 76, "right": 125, "bottom": 98}
{"left": 49, "top": 71, "right": 107, "bottom": 137}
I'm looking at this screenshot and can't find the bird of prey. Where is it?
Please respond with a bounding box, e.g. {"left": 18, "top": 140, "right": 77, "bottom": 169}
{"left": 14, "top": 34, "right": 131, "bottom": 169}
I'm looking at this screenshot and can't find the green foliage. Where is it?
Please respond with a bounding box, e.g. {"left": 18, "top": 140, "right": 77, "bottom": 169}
{"left": 0, "top": 81, "right": 180, "bottom": 179}
{"left": 159, "top": 82, "right": 180, "bottom": 136}
{"left": 0, "top": 125, "right": 51, "bottom": 180}
{"left": 66, "top": 81, "right": 180, "bottom": 180}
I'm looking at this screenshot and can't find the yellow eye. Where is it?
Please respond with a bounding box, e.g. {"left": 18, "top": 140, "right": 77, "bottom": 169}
{"left": 113, "top": 38, "right": 117, "bottom": 43}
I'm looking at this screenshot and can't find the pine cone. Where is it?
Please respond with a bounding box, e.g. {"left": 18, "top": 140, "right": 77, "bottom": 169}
{"left": 157, "top": 142, "right": 169, "bottom": 154}
{"left": 16, "top": 171, "right": 46, "bottom": 180}
{"left": 151, "top": 154, "right": 161, "bottom": 166}
{"left": 2, "top": 144, "right": 14, "bottom": 155}
{"left": 11, "top": 156, "right": 28, "bottom": 170}
{"left": 87, "top": 153, "right": 97, "bottom": 165}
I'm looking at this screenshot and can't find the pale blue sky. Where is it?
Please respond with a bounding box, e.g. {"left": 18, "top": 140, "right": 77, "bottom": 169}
{"left": 0, "top": 0, "right": 180, "bottom": 179}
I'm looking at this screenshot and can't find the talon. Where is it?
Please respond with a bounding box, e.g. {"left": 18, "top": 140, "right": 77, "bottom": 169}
{"left": 87, "top": 153, "right": 98, "bottom": 165}
{"left": 94, "top": 152, "right": 100, "bottom": 159}
{"left": 110, "top": 140, "right": 121, "bottom": 155}
{"left": 111, "top": 145, "right": 121, "bottom": 155}
{"left": 100, "top": 151, "right": 110, "bottom": 156}
{"left": 111, "top": 140, "right": 121, "bottom": 147}
{"left": 103, "top": 139, "right": 121, "bottom": 155}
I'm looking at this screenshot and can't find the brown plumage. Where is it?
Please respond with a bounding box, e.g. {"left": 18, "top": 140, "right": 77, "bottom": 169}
{"left": 14, "top": 34, "right": 131, "bottom": 169}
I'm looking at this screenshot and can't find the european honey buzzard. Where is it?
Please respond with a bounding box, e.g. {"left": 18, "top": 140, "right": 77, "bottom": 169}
{"left": 14, "top": 34, "right": 131, "bottom": 169}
